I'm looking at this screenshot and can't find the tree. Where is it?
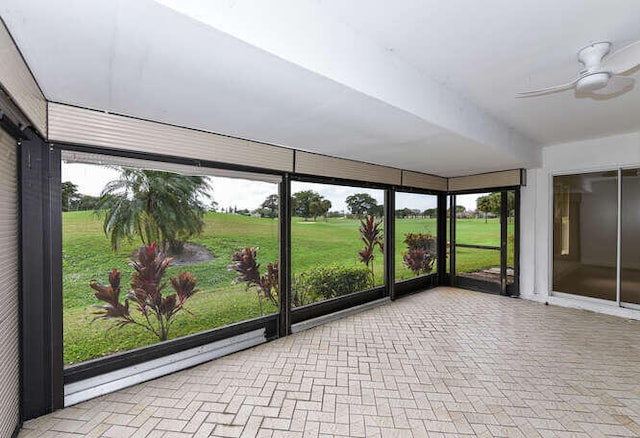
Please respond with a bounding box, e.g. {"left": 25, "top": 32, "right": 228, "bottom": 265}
{"left": 96, "top": 168, "right": 211, "bottom": 253}
{"left": 476, "top": 192, "right": 516, "bottom": 223}
{"left": 423, "top": 208, "right": 437, "bottom": 218}
{"left": 476, "top": 195, "right": 492, "bottom": 222}
{"left": 309, "top": 199, "right": 332, "bottom": 221}
{"left": 395, "top": 208, "right": 414, "bottom": 218}
{"left": 476, "top": 193, "right": 501, "bottom": 223}
{"left": 346, "top": 193, "right": 380, "bottom": 218}
{"left": 368, "top": 204, "right": 384, "bottom": 217}
{"left": 61, "top": 181, "right": 80, "bottom": 212}
{"left": 73, "top": 194, "right": 101, "bottom": 211}
{"left": 258, "top": 194, "right": 279, "bottom": 218}
{"left": 291, "top": 190, "right": 330, "bottom": 221}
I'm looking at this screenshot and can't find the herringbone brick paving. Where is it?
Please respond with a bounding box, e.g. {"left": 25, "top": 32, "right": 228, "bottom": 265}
{"left": 19, "top": 287, "right": 640, "bottom": 437}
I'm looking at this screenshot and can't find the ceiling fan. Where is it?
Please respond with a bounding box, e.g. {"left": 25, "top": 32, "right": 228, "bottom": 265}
{"left": 517, "top": 40, "right": 640, "bottom": 97}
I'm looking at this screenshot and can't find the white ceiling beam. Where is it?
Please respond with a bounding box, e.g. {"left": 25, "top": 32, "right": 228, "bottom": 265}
{"left": 155, "top": 0, "right": 541, "bottom": 168}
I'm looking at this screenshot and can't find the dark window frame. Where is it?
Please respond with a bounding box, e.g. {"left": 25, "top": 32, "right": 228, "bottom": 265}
{"left": 21, "top": 138, "right": 524, "bottom": 419}
{"left": 448, "top": 187, "right": 521, "bottom": 296}
{"left": 289, "top": 175, "right": 391, "bottom": 312}
{"left": 393, "top": 189, "right": 441, "bottom": 298}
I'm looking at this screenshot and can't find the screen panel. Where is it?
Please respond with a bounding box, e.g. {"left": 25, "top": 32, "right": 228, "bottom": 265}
{"left": 61, "top": 154, "right": 281, "bottom": 365}
{"left": 395, "top": 192, "right": 438, "bottom": 281}
{"left": 291, "top": 181, "right": 385, "bottom": 307}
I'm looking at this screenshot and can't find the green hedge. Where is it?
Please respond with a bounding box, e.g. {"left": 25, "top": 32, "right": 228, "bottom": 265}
{"left": 292, "top": 264, "right": 370, "bottom": 306}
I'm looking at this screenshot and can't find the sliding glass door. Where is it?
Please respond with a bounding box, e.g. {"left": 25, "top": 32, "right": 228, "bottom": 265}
{"left": 552, "top": 172, "right": 618, "bottom": 301}
{"left": 621, "top": 169, "right": 640, "bottom": 308}
{"left": 552, "top": 169, "right": 640, "bottom": 309}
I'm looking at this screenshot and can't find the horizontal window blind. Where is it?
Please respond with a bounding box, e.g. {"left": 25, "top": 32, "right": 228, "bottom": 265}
{"left": 402, "top": 170, "right": 447, "bottom": 191}
{"left": 448, "top": 169, "right": 524, "bottom": 191}
{"left": 295, "top": 151, "right": 401, "bottom": 186}
{"left": 49, "top": 103, "right": 294, "bottom": 173}
{"left": 0, "top": 127, "right": 20, "bottom": 437}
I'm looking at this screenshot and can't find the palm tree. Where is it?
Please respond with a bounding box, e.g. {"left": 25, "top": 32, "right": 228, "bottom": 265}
{"left": 97, "top": 168, "right": 211, "bottom": 253}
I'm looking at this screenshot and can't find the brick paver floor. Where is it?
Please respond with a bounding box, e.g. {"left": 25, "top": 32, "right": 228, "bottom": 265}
{"left": 19, "top": 287, "right": 640, "bottom": 437}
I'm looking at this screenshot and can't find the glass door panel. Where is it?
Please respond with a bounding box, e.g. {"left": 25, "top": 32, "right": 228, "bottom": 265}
{"left": 552, "top": 172, "right": 618, "bottom": 301}
{"left": 621, "top": 169, "right": 640, "bottom": 307}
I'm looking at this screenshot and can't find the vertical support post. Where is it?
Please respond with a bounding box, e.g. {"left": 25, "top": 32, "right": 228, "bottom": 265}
{"left": 500, "top": 191, "right": 508, "bottom": 295}
{"left": 437, "top": 194, "right": 447, "bottom": 285}
{"left": 20, "top": 134, "right": 64, "bottom": 419}
{"left": 513, "top": 188, "right": 521, "bottom": 296}
{"left": 616, "top": 168, "right": 622, "bottom": 306}
{"left": 49, "top": 146, "right": 63, "bottom": 408}
{"left": 278, "top": 174, "right": 291, "bottom": 337}
{"left": 385, "top": 188, "right": 395, "bottom": 300}
{"left": 449, "top": 195, "right": 456, "bottom": 285}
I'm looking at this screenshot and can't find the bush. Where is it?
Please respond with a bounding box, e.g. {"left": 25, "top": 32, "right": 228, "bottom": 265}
{"left": 404, "top": 233, "right": 436, "bottom": 252}
{"left": 228, "top": 247, "right": 279, "bottom": 313}
{"left": 402, "top": 233, "right": 437, "bottom": 276}
{"left": 292, "top": 264, "right": 370, "bottom": 306}
{"left": 91, "top": 243, "right": 199, "bottom": 342}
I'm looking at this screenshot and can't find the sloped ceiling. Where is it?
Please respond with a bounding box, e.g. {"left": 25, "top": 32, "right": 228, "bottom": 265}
{"left": 2, "top": 0, "right": 639, "bottom": 176}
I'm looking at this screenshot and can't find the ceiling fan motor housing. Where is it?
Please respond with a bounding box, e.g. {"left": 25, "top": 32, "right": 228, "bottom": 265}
{"left": 576, "top": 72, "right": 610, "bottom": 92}
{"left": 575, "top": 42, "right": 612, "bottom": 92}
{"left": 577, "top": 41, "right": 611, "bottom": 71}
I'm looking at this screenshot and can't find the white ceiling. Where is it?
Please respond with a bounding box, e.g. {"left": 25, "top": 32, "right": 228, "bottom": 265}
{"left": 318, "top": 0, "right": 640, "bottom": 145}
{"left": 2, "top": 0, "right": 640, "bottom": 176}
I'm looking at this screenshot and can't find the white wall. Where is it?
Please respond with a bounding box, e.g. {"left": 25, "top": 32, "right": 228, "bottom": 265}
{"left": 520, "top": 131, "right": 640, "bottom": 319}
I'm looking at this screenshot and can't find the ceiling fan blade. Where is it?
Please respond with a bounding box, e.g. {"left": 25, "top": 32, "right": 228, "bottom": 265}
{"left": 601, "top": 40, "right": 640, "bottom": 74}
{"left": 591, "top": 75, "right": 635, "bottom": 96}
{"left": 516, "top": 78, "right": 579, "bottom": 97}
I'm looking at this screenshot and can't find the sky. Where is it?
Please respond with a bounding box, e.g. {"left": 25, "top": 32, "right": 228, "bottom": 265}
{"left": 62, "top": 162, "right": 480, "bottom": 212}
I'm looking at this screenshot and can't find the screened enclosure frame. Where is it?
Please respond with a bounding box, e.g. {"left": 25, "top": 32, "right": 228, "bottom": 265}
{"left": 448, "top": 187, "right": 521, "bottom": 296}
{"left": 392, "top": 187, "right": 446, "bottom": 299}
{"left": 288, "top": 173, "right": 390, "bottom": 321}
{"left": 19, "top": 131, "right": 522, "bottom": 419}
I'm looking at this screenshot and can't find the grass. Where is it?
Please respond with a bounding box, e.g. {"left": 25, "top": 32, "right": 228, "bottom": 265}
{"left": 394, "top": 217, "right": 514, "bottom": 278}
{"left": 63, "top": 212, "right": 510, "bottom": 364}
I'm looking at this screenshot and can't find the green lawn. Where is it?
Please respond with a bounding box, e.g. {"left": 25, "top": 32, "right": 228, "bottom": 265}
{"left": 63, "top": 212, "right": 510, "bottom": 364}
{"left": 394, "top": 217, "right": 514, "bottom": 278}
{"left": 450, "top": 218, "right": 515, "bottom": 274}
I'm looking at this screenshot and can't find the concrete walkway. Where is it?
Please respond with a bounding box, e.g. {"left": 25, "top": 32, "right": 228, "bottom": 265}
{"left": 20, "top": 287, "right": 640, "bottom": 437}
